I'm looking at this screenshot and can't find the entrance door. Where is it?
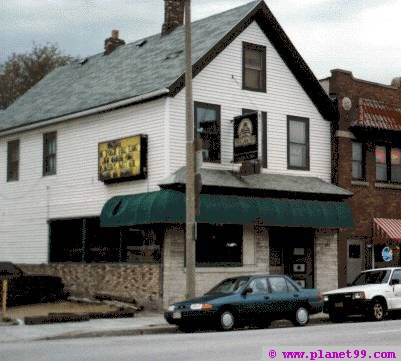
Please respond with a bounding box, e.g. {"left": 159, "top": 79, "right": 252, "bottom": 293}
{"left": 347, "top": 239, "right": 364, "bottom": 285}
{"left": 282, "top": 229, "right": 314, "bottom": 289}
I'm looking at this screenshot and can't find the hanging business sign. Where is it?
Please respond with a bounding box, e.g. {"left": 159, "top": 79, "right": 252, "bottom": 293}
{"left": 98, "top": 134, "right": 147, "bottom": 183}
{"left": 233, "top": 112, "right": 258, "bottom": 163}
{"left": 382, "top": 246, "right": 393, "bottom": 262}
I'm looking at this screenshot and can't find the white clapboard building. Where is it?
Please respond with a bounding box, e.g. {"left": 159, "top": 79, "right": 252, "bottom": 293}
{"left": 0, "top": 0, "right": 352, "bottom": 308}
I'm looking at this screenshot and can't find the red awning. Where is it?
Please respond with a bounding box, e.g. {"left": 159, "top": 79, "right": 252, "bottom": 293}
{"left": 373, "top": 218, "right": 401, "bottom": 243}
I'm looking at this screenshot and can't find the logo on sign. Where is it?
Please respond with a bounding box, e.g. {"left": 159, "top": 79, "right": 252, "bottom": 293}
{"left": 234, "top": 118, "right": 256, "bottom": 147}
{"left": 382, "top": 247, "right": 393, "bottom": 262}
{"left": 233, "top": 112, "right": 258, "bottom": 163}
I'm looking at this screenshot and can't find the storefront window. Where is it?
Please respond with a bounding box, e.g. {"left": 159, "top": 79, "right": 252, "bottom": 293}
{"left": 196, "top": 224, "right": 242, "bottom": 267}
{"left": 121, "top": 226, "right": 162, "bottom": 264}
{"left": 49, "top": 218, "right": 161, "bottom": 264}
{"left": 50, "top": 219, "right": 88, "bottom": 262}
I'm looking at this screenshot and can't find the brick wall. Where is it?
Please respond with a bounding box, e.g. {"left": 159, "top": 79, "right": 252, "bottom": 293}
{"left": 19, "top": 263, "right": 162, "bottom": 310}
{"left": 328, "top": 69, "right": 401, "bottom": 286}
{"left": 162, "top": 224, "right": 269, "bottom": 308}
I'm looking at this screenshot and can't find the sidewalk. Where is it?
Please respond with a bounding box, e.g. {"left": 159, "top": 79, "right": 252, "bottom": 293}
{"left": 0, "top": 312, "right": 176, "bottom": 343}
{"left": 0, "top": 312, "right": 329, "bottom": 343}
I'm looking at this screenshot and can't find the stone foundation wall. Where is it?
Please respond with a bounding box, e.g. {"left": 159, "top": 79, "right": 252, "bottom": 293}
{"left": 19, "top": 263, "right": 162, "bottom": 310}
{"left": 162, "top": 224, "right": 269, "bottom": 308}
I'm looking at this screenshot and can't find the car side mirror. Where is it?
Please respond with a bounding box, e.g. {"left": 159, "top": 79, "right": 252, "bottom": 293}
{"left": 391, "top": 279, "right": 400, "bottom": 285}
{"left": 242, "top": 287, "right": 253, "bottom": 296}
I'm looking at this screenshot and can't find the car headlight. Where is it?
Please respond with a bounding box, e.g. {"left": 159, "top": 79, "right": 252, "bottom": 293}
{"left": 352, "top": 292, "right": 366, "bottom": 300}
{"left": 323, "top": 295, "right": 329, "bottom": 302}
{"left": 190, "top": 303, "right": 213, "bottom": 310}
{"left": 168, "top": 305, "right": 175, "bottom": 311}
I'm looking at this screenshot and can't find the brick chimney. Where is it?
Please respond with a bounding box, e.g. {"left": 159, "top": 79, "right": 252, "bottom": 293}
{"left": 104, "top": 30, "right": 125, "bottom": 55}
{"left": 161, "top": 0, "right": 185, "bottom": 36}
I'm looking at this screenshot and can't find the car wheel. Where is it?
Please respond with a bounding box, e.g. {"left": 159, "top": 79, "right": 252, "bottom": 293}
{"left": 292, "top": 307, "right": 309, "bottom": 326}
{"left": 368, "top": 299, "right": 386, "bottom": 321}
{"left": 219, "top": 309, "right": 235, "bottom": 331}
{"left": 329, "top": 312, "right": 346, "bottom": 323}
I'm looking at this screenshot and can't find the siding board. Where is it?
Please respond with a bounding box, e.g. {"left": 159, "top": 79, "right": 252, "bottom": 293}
{"left": 0, "top": 98, "right": 167, "bottom": 263}
{"left": 169, "top": 21, "right": 330, "bottom": 181}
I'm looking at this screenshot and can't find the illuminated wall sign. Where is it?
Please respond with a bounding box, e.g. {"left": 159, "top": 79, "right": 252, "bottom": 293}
{"left": 98, "top": 134, "right": 147, "bottom": 183}
{"left": 233, "top": 112, "right": 258, "bottom": 163}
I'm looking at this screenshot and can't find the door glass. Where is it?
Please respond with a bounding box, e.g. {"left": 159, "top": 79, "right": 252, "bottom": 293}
{"left": 391, "top": 270, "right": 401, "bottom": 284}
{"left": 286, "top": 279, "right": 298, "bottom": 292}
{"left": 269, "top": 277, "right": 288, "bottom": 293}
{"left": 248, "top": 278, "right": 268, "bottom": 294}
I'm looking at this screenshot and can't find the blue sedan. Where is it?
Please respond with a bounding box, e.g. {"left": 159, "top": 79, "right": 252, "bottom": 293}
{"left": 165, "top": 274, "right": 323, "bottom": 332}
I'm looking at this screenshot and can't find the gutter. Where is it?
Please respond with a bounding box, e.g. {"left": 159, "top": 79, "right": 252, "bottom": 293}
{"left": 0, "top": 88, "right": 170, "bottom": 136}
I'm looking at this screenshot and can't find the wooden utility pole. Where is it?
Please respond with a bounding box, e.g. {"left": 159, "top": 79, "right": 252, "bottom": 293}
{"left": 185, "top": 0, "right": 196, "bottom": 299}
{"left": 2, "top": 280, "right": 8, "bottom": 318}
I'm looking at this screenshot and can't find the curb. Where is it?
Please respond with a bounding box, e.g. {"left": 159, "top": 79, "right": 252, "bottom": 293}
{"left": 39, "top": 325, "right": 179, "bottom": 341}
{"left": 37, "top": 317, "right": 330, "bottom": 341}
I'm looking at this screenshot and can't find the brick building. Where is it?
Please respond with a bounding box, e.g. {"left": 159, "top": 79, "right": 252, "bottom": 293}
{"left": 321, "top": 70, "right": 401, "bottom": 287}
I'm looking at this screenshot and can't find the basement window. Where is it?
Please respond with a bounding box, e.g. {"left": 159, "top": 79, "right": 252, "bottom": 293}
{"left": 195, "top": 224, "right": 243, "bottom": 267}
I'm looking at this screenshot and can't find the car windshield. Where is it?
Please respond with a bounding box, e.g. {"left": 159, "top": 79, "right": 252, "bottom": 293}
{"left": 352, "top": 270, "right": 391, "bottom": 285}
{"left": 205, "top": 277, "right": 249, "bottom": 295}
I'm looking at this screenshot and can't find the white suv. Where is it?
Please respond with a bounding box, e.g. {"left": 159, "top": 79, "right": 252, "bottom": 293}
{"left": 323, "top": 267, "right": 401, "bottom": 322}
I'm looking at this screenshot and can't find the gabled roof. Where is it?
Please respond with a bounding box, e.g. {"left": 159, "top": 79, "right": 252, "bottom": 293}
{"left": 0, "top": 0, "right": 336, "bottom": 133}
{"left": 353, "top": 98, "right": 401, "bottom": 131}
{"left": 159, "top": 167, "right": 352, "bottom": 198}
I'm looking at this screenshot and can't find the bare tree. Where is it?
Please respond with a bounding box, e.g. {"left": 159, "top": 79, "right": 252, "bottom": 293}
{"left": 0, "top": 43, "right": 75, "bottom": 110}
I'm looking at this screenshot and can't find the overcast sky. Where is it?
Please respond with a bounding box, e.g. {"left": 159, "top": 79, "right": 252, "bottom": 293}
{"left": 1, "top": 0, "right": 401, "bottom": 84}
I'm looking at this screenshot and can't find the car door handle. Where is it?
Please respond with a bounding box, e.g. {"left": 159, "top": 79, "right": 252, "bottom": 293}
{"left": 264, "top": 296, "right": 270, "bottom": 300}
{"left": 293, "top": 294, "right": 299, "bottom": 298}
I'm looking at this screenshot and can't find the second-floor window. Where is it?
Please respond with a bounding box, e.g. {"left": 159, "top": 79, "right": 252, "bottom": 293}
{"left": 287, "top": 116, "right": 309, "bottom": 170}
{"left": 194, "top": 102, "right": 221, "bottom": 163}
{"left": 352, "top": 141, "right": 365, "bottom": 180}
{"left": 43, "top": 132, "right": 57, "bottom": 176}
{"left": 7, "top": 139, "right": 19, "bottom": 182}
{"left": 242, "top": 42, "right": 266, "bottom": 92}
{"left": 375, "top": 145, "right": 401, "bottom": 183}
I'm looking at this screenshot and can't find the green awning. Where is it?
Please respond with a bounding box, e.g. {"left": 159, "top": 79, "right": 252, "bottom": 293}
{"left": 100, "top": 190, "right": 352, "bottom": 229}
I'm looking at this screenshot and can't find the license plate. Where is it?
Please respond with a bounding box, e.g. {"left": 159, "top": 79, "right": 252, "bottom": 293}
{"left": 335, "top": 302, "right": 343, "bottom": 308}
{"left": 172, "top": 312, "right": 181, "bottom": 319}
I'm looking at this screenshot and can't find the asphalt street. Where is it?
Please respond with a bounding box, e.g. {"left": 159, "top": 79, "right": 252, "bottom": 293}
{"left": 0, "top": 319, "right": 400, "bottom": 361}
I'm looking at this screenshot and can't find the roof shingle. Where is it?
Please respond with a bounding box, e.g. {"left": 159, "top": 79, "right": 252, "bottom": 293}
{"left": 0, "top": 1, "right": 259, "bottom": 132}
{"left": 353, "top": 98, "right": 401, "bottom": 131}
